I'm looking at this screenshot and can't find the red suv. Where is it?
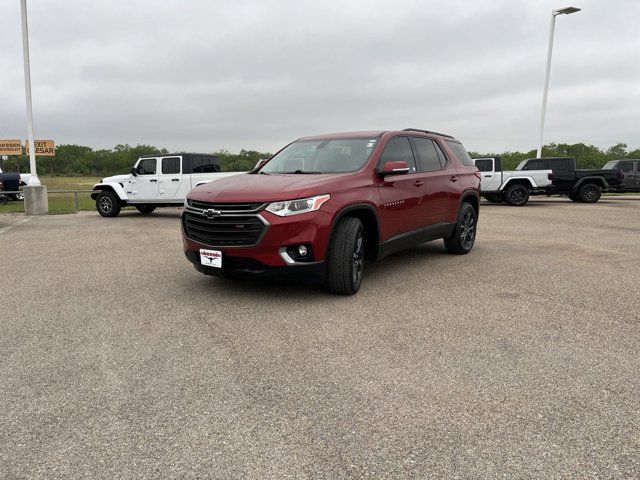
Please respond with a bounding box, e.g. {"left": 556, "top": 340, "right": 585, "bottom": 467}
{"left": 182, "top": 129, "right": 480, "bottom": 294}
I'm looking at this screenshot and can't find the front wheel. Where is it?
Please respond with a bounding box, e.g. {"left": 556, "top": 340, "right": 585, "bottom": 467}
{"left": 135, "top": 205, "right": 156, "bottom": 215}
{"left": 504, "top": 184, "right": 530, "bottom": 206}
{"left": 11, "top": 192, "right": 24, "bottom": 201}
{"left": 444, "top": 202, "right": 477, "bottom": 255}
{"left": 96, "top": 191, "right": 121, "bottom": 217}
{"left": 0, "top": 194, "right": 8, "bottom": 206}
{"left": 578, "top": 183, "right": 601, "bottom": 203}
{"left": 327, "top": 217, "right": 365, "bottom": 295}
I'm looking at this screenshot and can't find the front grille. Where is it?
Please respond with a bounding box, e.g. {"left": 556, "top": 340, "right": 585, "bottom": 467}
{"left": 183, "top": 211, "right": 266, "bottom": 247}
{"left": 188, "top": 200, "right": 265, "bottom": 212}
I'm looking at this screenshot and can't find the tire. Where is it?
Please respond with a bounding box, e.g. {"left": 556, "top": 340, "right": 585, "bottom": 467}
{"left": 504, "top": 184, "right": 530, "bottom": 206}
{"left": 578, "top": 183, "right": 601, "bottom": 203}
{"left": 484, "top": 194, "right": 504, "bottom": 203}
{"left": 96, "top": 191, "right": 121, "bottom": 217}
{"left": 568, "top": 192, "right": 581, "bottom": 202}
{"left": 135, "top": 205, "right": 156, "bottom": 214}
{"left": 444, "top": 202, "right": 477, "bottom": 255}
{"left": 327, "top": 217, "right": 365, "bottom": 295}
{"left": 0, "top": 194, "right": 8, "bottom": 206}
{"left": 11, "top": 193, "right": 24, "bottom": 201}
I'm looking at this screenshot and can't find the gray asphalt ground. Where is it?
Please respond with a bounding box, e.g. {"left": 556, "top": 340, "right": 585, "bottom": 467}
{"left": 1, "top": 196, "right": 639, "bottom": 479}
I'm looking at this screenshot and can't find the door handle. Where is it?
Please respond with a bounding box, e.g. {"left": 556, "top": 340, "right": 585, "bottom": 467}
{"left": 413, "top": 180, "right": 424, "bottom": 187}
{"left": 150, "top": 179, "right": 158, "bottom": 183}
{"left": 483, "top": 174, "right": 492, "bottom": 177}
{"left": 450, "top": 176, "right": 458, "bottom": 182}
{"left": 171, "top": 178, "right": 180, "bottom": 182}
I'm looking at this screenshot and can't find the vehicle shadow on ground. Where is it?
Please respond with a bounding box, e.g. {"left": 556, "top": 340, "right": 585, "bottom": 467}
{"left": 185, "top": 242, "right": 453, "bottom": 300}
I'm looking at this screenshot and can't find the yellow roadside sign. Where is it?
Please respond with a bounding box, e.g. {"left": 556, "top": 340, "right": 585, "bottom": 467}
{"left": 0, "top": 140, "right": 22, "bottom": 156}
{"left": 25, "top": 139, "right": 55, "bottom": 156}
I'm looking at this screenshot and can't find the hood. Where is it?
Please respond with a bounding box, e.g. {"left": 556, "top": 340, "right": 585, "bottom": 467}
{"left": 101, "top": 174, "right": 131, "bottom": 184}
{"left": 188, "top": 172, "right": 349, "bottom": 203}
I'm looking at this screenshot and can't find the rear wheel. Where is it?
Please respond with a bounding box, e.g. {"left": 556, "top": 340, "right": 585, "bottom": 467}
{"left": 504, "top": 184, "right": 529, "bottom": 206}
{"left": 578, "top": 183, "right": 601, "bottom": 203}
{"left": 484, "top": 194, "right": 504, "bottom": 203}
{"left": 327, "top": 217, "right": 365, "bottom": 295}
{"left": 11, "top": 192, "right": 24, "bottom": 201}
{"left": 96, "top": 191, "right": 121, "bottom": 217}
{"left": 135, "top": 205, "right": 156, "bottom": 214}
{"left": 0, "top": 194, "right": 8, "bottom": 206}
{"left": 444, "top": 202, "right": 477, "bottom": 255}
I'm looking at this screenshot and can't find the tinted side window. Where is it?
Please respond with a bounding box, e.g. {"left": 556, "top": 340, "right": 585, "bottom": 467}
{"left": 162, "top": 157, "right": 180, "bottom": 174}
{"left": 445, "top": 141, "right": 474, "bottom": 167}
{"left": 434, "top": 142, "right": 448, "bottom": 168}
{"left": 191, "top": 156, "right": 220, "bottom": 173}
{"left": 379, "top": 137, "right": 417, "bottom": 172}
{"left": 617, "top": 161, "right": 634, "bottom": 173}
{"left": 412, "top": 138, "right": 443, "bottom": 172}
{"left": 475, "top": 159, "right": 494, "bottom": 172}
{"left": 523, "top": 160, "right": 542, "bottom": 170}
{"left": 136, "top": 158, "right": 157, "bottom": 175}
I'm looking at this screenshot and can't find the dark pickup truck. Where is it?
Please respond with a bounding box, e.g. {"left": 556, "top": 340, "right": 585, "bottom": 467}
{"left": 602, "top": 159, "right": 640, "bottom": 193}
{"left": 516, "top": 157, "right": 624, "bottom": 203}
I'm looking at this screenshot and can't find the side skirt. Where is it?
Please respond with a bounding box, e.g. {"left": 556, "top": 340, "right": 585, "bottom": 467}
{"left": 377, "top": 222, "right": 456, "bottom": 260}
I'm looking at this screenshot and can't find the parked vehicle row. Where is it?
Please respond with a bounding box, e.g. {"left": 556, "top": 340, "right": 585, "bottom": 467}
{"left": 473, "top": 156, "right": 627, "bottom": 205}
{"left": 90, "top": 153, "right": 243, "bottom": 217}
{"left": 473, "top": 157, "right": 552, "bottom": 206}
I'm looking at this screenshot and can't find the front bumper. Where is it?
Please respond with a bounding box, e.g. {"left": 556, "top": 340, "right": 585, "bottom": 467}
{"left": 181, "top": 207, "right": 333, "bottom": 280}
{"left": 184, "top": 250, "right": 326, "bottom": 282}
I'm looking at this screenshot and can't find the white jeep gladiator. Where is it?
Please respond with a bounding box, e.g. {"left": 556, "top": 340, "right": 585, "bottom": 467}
{"left": 473, "top": 157, "right": 553, "bottom": 206}
{"left": 91, "top": 153, "right": 243, "bottom": 217}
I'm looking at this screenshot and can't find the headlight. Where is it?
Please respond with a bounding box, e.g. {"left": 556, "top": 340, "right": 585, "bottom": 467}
{"left": 266, "top": 194, "right": 330, "bottom": 216}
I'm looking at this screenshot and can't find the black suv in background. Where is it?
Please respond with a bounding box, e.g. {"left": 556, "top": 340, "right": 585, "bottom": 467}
{"left": 516, "top": 157, "right": 624, "bottom": 203}
{"left": 602, "top": 160, "right": 640, "bottom": 192}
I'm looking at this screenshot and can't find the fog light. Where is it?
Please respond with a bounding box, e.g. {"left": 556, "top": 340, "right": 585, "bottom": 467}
{"left": 298, "top": 245, "right": 308, "bottom": 257}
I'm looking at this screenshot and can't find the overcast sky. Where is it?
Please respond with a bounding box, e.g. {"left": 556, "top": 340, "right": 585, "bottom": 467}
{"left": 1, "top": 0, "right": 639, "bottom": 154}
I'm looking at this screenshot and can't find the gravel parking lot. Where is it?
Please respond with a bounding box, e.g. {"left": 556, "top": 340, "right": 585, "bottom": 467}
{"left": 1, "top": 197, "right": 639, "bottom": 479}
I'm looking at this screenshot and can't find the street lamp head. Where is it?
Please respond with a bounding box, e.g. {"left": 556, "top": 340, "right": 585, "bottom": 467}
{"left": 554, "top": 6, "right": 581, "bottom": 15}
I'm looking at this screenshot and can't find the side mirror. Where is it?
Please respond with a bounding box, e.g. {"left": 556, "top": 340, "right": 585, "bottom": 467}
{"left": 130, "top": 167, "right": 138, "bottom": 176}
{"left": 380, "top": 161, "right": 410, "bottom": 176}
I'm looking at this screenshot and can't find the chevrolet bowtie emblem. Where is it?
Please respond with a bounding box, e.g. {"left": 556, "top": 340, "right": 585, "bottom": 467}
{"left": 204, "top": 209, "right": 222, "bottom": 218}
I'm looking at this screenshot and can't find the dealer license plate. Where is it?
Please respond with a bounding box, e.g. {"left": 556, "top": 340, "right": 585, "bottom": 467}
{"left": 200, "top": 249, "right": 222, "bottom": 268}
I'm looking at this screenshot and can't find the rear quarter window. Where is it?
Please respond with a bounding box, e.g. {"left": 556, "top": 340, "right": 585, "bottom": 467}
{"left": 445, "top": 141, "right": 474, "bottom": 167}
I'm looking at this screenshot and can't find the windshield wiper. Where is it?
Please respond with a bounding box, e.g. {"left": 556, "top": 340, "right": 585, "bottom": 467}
{"left": 284, "top": 170, "right": 322, "bottom": 174}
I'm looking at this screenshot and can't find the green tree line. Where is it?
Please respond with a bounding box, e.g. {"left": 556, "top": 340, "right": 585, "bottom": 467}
{"left": 468, "top": 142, "right": 640, "bottom": 171}
{"left": 0, "top": 144, "right": 271, "bottom": 176}
{"left": 0, "top": 142, "right": 638, "bottom": 177}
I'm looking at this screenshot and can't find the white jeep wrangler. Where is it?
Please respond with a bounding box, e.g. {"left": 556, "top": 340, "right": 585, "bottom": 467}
{"left": 91, "top": 153, "right": 242, "bottom": 217}
{"left": 474, "top": 157, "right": 553, "bottom": 206}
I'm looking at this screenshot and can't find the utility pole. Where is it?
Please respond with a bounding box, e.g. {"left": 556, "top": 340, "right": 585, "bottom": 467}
{"left": 20, "top": 0, "right": 40, "bottom": 186}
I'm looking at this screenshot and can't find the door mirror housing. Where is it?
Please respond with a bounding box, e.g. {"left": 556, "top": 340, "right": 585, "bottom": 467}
{"left": 130, "top": 166, "right": 138, "bottom": 176}
{"left": 380, "top": 161, "right": 410, "bottom": 176}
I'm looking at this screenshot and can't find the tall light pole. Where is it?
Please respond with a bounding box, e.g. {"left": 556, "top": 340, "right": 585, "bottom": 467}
{"left": 536, "top": 6, "right": 581, "bottom": 158}
{"left": 20, "top": 0, "right": 41, "bottom": 186}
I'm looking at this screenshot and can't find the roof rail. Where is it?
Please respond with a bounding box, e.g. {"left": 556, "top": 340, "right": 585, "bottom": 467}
{"left": 402, "top": 128, "right": 455, "bottom": 139}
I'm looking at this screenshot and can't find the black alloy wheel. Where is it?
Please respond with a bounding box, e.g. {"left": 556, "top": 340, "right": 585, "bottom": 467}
{"left": 444, "top": 202, "right": 477, "bottom": 255}
{"left": 504, "top": 184, "right": 529, "bottom": 206}
{"left": 578, "top": 184, "right": 602, "bottom": 203}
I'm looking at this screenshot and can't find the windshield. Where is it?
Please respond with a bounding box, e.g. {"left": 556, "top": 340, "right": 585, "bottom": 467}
{"left": 259, "top": 137, "right": 378, "bottom": 174}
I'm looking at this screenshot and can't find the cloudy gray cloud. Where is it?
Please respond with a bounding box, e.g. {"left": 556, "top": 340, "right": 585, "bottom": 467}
{"left": 1, "top": 0, "right": 639, "bottom": 155}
